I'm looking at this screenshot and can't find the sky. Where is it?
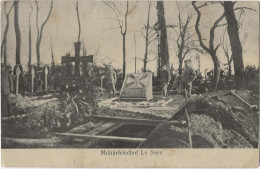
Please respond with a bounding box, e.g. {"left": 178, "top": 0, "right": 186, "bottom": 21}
{"left": 1, "top": 0, "right": 259, "bottom": 75}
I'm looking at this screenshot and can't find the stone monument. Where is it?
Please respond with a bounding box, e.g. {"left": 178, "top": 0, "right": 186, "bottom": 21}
{"left": 119, "top": 72, "right": 153, "bottom": 101}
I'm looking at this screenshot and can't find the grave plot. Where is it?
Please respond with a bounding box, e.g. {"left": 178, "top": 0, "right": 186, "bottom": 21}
{"left": 55, "top": 90, "right": 258, "bottom": 148}
{"left": 97, "top": 94, "right": 189, "bottom": 120}
{"left": 56, "top": 115, "right": 168, "bottom": 148}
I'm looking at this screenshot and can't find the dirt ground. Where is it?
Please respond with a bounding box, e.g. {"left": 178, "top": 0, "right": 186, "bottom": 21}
{"left": 140, "top": 90, "right": 259, "bottom": 148}
{"left": 2, "top": 90, "right": 259, "bottom": 148}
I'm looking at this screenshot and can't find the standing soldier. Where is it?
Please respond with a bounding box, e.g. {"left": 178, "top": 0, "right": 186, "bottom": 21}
{"left": 179, "top": 60, "right": 197, "bottom": 97}
{"left": 106, "top": 64, "right": 117, "bottom": 97}
{"left": 1, "top": 64, "right": 12, "bottom": 116}
{"left": 161, "top": 65, "right": 171, "bottom": 97}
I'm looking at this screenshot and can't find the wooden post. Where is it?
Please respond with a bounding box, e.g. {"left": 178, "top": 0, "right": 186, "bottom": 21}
{"left": 31, "top": 67, "right": 35, "bottom": 93}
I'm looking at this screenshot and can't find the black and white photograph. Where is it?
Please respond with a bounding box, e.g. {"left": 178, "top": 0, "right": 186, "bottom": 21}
{"left": 1, "top": 0, "right": 259, "bottom": 153}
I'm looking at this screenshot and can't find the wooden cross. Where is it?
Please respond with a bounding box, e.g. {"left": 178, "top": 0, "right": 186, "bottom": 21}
{"left": 61, "top": 55, "right": 93, "bottom": 76}
{"left": 30, "top": 66, "right": 37, "bottom": 93}
{"left": 14, "top": 65, "right": 22, "bottom": 95}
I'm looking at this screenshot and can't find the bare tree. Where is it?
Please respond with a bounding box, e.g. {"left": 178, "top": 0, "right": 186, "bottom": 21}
{"left": 142, "top": 1, "right": 156, "bottom": 72}
{"left": 192, "top": 2, "right": 226, "bottom": 90}
{"left": 175, "top": 3, "right": 203, "bottom": 75}
{"left": 1, "top": 2, "right": 14, "bottom": 66}
{"left": 76, "top": 0, "right": 81, "bottom": 42}
{"left": 35, "top": 0, "right": 53, "bottom": 68}
{"left": 222, "top": 1, "right": 246, "bottom": 89}
{"left": 221, "top": 28, "right": 248, "bottom": 79}
{"left": 104, "top": 1, "right": 137, "bottom": 78}
{"left": 28, "top": 2, "right": 33, "bottom": 69}
{"left": 14, "top": 1, "right": 21, "bottom": 65}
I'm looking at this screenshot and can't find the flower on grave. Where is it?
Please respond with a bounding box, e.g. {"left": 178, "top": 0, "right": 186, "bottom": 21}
{"left": 72, "top": 84, "right": 76, "bottom": 87}
{"left": 65, "top": 84, "right": 69, "bottom": 89}
{"left": 79, "top": 89, "right": 83, "bottom": 93}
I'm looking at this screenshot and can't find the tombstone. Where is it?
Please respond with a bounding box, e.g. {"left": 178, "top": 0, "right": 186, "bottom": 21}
{"left": 119, "top": 72, "right": 153, "bottom": 101}
{"left": 13, "top": 64, "right": 23, "bottom": 95}
{"left": 30, "top": 65, "right": 37, "bottom": 93}
{"left": 44, "top": 66, "right": 50, "bottom": 91}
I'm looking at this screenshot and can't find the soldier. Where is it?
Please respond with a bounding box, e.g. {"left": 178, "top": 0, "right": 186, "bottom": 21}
{"left": 106, "top": 64, "right": 117, "bottom": 96}
{"left": 1, "top": 64, "right": 12, "bottom": 116}
{"left": 161, "top": 65, "right": 171, "bottom": 97}
{"left": 179, "top": 59, "right": 197, "bottom": 97}
{"left": 6, "top": 64, "right": 14, "bottom": 93}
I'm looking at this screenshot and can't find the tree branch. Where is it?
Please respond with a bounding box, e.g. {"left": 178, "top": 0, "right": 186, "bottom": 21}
{"left": 192, "top": 1, "right": 210, "bottom": 53}
{"left": 38, "top": 0, "right": 53, "bottom": 44}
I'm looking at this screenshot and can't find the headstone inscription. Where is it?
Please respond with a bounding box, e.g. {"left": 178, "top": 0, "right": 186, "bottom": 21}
{"left": 119, "top": 72, "right": 153, "bottom": 101}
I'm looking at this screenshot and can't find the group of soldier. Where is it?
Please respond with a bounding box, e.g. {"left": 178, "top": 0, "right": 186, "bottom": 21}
{"left": 161, "top": 59, "right": 197, "bottom": 98}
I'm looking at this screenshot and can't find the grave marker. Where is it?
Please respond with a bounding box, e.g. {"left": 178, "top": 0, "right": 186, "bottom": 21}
{"left": 120, "top": 72, "right": 153, "bottom": 101}
{"left": 61, "top": 43, "right": 93, "bottom": 76}
{"left": 44, "top": 66, "right": 50, "bottom": 90}
{"left": 30, "top": 65, "right": 37, "bottom": 93}
{"left": 14, "top": 65, "right": 23, "bottom": 95}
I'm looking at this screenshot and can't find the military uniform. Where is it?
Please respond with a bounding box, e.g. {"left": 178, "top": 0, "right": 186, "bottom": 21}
{"left": 106, "top": 66, "right": 117, "bottom": 96}
{"left": 1, "top": 71, "right": 12, "bottom": 116}
{"left": 179, "top": 66, "right": 196, "bottom": 96}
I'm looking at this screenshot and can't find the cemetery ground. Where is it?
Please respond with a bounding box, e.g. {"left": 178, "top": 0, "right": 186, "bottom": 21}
{"left": 2, "top": 86, "right": 259, "bottom": 148}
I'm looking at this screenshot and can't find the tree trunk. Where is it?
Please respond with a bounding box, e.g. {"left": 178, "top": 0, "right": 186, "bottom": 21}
{"left": 228, "top": 61, "right": 232, "bottom": 79}
{"left": 212, "top": 53, "right": 220, "bottom": 90}
{"left": 1, "top": 2, "right": 14, "bottom": 66}
{"left": 157, "top": 41, "right": 161, "bottom": 78}
{"left": 178, "top": 59, "right": 183, "bottom": 75}
{"left": 35, "top": 0, "right": 53, "bottom": 69}
{"left": 123, "top": 34, "right": 126, "bottom": 78}
{"left": 14, "top": 1, "right": 21, "bottom": 65}
{"left": 36, "top": 41, "right": 40, "bottom": 68}
{"left": 143, "top": 2, "right": 151, "bottom": 72}
{"left": 28, "top": 18, "right": 32, "bottom": 69}
{"left": 177, "top": 45, "right": 184, "bottom": 75}
{"left": 2, "top": 13, "right": 9, "bottom": 65}
{"left": 157, "top": 1, "right": 170, "bottom": 74}
{"left": 223, "top": 2, "right": 244, "bottom": 89}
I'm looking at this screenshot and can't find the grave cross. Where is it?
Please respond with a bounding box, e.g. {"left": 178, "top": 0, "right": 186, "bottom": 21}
{"left": 61, "top": 43, "right": 93, "bottom": 76}
{"left": 61, "top": 55, "right": 93, "bottom": 76}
